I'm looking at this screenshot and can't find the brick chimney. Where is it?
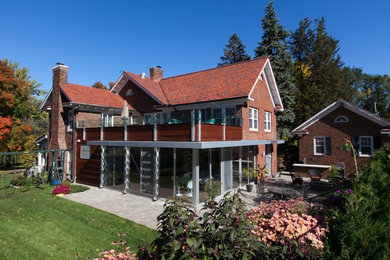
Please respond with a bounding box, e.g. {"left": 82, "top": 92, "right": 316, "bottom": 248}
{"left": 48, "top": 63, "right": 68, "bottom": 150}
{"left": 149, "top": 66, "right": 163, "bottom": 81}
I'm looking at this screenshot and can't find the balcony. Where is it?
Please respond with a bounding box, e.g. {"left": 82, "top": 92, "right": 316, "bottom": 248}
{"left": 76, "top": 123, "right": 242, "bottom": 142}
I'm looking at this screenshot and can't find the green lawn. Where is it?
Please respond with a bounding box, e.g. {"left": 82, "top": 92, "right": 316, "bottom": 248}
{"left": 0, "top": 184, "right": 157, "bottom": 259}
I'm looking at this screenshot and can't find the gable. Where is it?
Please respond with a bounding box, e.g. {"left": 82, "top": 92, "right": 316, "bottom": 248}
{"left": 292, "top": 99, "right": 390, "bottom": 134}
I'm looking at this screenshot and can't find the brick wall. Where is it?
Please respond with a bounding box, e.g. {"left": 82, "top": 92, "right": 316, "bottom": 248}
{"left": 241, "top": 73, "right": 278, "bottom": 174}
{"left": 298, "top": 106, "right": 387, "bottom": 176}
{"left": 118, "top": 80, "right": 161, "bottom": 123}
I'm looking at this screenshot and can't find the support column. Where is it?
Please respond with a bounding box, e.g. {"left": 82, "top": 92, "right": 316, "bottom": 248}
{"left": 198, "top": 109, "right": 202, "bottom": 141}
{"left": 82, "top": 120, "right": 86, "bottom": 140}
{"left": 191, "top": 110, "right": 195, "bottom": 141}
{"left": 153, "top": 147, "right": 160, "bottom": 201}
{"left": 123, "top": 117, "right": 128, "bottom": 141}
{"left": 99, "top": 145, "right": 106, "bottom": 188}
{"left": 123, "top": 147, "right": 130, "bottom": 194}
{"left": 222, "top": 108, "right": 226, "bottom": 141}
{"left": 239, "top": 146, "right": 242, "bottom": 187}
{"left": 220, "top": 147, "right": 225, "bottom": 193}
{"left": 173, "top": 148, "right": 176, "bottom": 196}
{"left": 208, "top": 148, "right": 212, "bottom": 180}
{"left": 100, "top": 115, "right": 104, "bottom": 141}
{"left": 192, "top": 149, "right": 199, "bottom": 206}
{"left": 153, "top": 114, "right": 157, "bottom": 141}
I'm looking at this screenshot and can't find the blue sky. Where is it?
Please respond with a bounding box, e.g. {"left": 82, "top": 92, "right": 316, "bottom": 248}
{"left": 2, "top": 0, "right": 389, "bottom": 95}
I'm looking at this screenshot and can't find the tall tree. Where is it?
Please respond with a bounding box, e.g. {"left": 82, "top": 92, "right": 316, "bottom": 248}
{"left": 346, "top": 68, "right": 390, "bottom": 119}
{"left": 255, "top": 0, "right": 296, "bottom": 140}
{"left": 290, "top": 17, "right": 355, "bottom": 124}
{"left": 0, "top": 60, "right": 47, "bottom": 151}
{"left": 218, "top": 33, "right": 250, "bottom": 67}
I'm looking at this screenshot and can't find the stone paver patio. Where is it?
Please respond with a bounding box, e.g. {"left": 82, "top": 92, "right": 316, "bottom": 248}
{"left": 64, "top": 186, "right": 165, "bottom": 229}
{"left": 64, "top": 174, "right": 333, "bottom": 229}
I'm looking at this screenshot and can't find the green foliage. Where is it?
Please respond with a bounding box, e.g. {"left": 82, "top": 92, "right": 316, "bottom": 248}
{"left": 242, "top": 167, "right": 256, "bottom": 184}
{"left": 205, "top": 179, "right": 220, "bottom": 200}
{"left": 255, "top": 0, "right": 296, "bottom": 140}
{"left": 290, "top": 18, "right": 355, "bottom": 125}
{"left": 346, "top": 68, "right": 390, "bottom": 119}
{"left": 138, "top": 191, "right": 267, "bottom": 259}
{"left": 218, "top": 33, "right": 250, "bottom": 67}
{"left": 326, "top": 146, "right": 390, "bottom": 259}
{"left": 69, "top": 184, "right": 90, "bottom": 194}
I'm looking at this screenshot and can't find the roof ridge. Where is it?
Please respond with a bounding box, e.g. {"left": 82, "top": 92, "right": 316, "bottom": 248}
{"left": 160, "top": 57, "right": 269, "bottom": 81}
{"left": 339, "top": 99, "right": 390, "bottom": 124}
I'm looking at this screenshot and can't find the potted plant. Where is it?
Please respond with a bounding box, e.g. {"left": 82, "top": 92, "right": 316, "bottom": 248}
{"left": 256, "top": 164, "right": 268, "bottom": 194}
{"left": 243, "top": 167, "right": 256, "bottom": 192}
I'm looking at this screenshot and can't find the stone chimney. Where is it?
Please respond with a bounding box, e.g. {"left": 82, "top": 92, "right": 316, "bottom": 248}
{"left": 149, "top": 66, "right": 163, "bottom": 81}
{"left": 48, "top": 63, "right": 68, "bottom": 150}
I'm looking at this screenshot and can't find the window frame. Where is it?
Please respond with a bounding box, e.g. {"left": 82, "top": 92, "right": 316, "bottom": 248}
{"left": 264, "top": 111, "right": 271, "bottom": 132}
{"left": 130, "top": 115, "right": 139, "bottom": 125}
{"left": 359, "top": 136, "right": 373, "bottom": 157}
{"left": 80, "top": 145, "right": 90, "bottom": 159}
{"left": 313, "top": 136, "right": 326, "bottom": 155}
{"left": 126, "top": 89, "right": 133, "bottom": 96}
{"left": 335, "top": 116, "right": 349, "bottom": 123}
{"left": 249, "top": 107, "right": 259, "bottom": 131}
{"left": 102, "top": 113, "right": 114, "bottom": 127}
{"left": 67, "top": 110, "right": 73, "bottom": 132}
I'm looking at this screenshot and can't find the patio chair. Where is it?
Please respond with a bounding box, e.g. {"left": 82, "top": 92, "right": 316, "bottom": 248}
{"left": 168, "top": 118, "right": 183, "bottom": 124}
{"left": 204, "top": 118, "right": 215, "bottom": 124}
{"left": 307, "top": 169, "right": 321, "bottom": 181}
{"left": 289, "top": 171, "right": 303, "bottom": 185}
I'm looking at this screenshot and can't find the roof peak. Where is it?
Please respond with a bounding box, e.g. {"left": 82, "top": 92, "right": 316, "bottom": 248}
{"left": 161, "top": 57, "right": 269, "bottom": 81}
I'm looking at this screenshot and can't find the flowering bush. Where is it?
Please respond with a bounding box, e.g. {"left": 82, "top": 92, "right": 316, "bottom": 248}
{"left": 247, "top": 198, "right": 328, "bottom": 258}
{"left": 52, "top": 183, "right": 71, "bottom": 195}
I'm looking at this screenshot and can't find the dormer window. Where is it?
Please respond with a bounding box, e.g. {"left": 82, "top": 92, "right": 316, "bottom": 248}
{"left": 335, "top": 116, "right": 348, "bottom": 123}
{"left": 126, "top": 89, "right": 133, "bottom": 96}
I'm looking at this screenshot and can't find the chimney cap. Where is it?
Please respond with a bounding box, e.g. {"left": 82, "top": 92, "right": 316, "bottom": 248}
{"left": 156, "top": 65, "right": 162, "bottom": 69}
{"left": 56, "top": 62, "right": 65, "bottom": 66}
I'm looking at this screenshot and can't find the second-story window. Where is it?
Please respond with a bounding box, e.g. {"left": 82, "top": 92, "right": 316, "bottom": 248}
{"left": 103, "top": 114, "right": 114, "bottom": 127}
{"left": 359, "top": 136, "right": 373, "bottom": 156}
{"left": 249, "top": 107, "right": 258, "bottom": 131}
{"left": 264, "top": 111, "right": 271, "bottom": 132}
{"left": 67, "top": 110, "right": 73, "bottom": 132}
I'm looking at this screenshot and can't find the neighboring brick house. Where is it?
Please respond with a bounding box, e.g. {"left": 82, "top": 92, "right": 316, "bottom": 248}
{"left": 292, "top": 99, "right": 390, "bottom": 178}
{"left": 42, "top": 58, "right": 284, "bottom": 207}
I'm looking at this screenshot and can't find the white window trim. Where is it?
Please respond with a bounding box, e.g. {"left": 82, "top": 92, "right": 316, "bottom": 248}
{"left": 335, "top": 115, "right": 349, "bottom": 123}
{"left": 102, "top": 114, "right": 114, "bottom": 127}
{"left": 130, "top": 115, "right": 139, "bottom": 125}
{"left": 264, "top": 111, "right": 271, "bottom": 132}
{"left": 126, "top": 89, "right": 133, "bottom": 96}
{"left": 249, "top": 107, "right": 259, "bottom": 131}
{"left": 359, "top": 136, "right": 373, "bottom": 157}
{"left": 313, "top": 136, "right": 325, "bottom": 155}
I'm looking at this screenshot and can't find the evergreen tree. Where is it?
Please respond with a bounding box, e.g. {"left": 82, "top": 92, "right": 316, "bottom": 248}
{"left": 255, "top": 0, "right": 296, "bottom": 140}
{"left": 218, "top": 33, "right": 250, "bottom": 67}
{"left": 291, "top": 17, "right": 355, "bottom": 124}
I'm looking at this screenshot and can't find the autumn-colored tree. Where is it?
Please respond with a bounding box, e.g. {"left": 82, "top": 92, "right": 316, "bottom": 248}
{"left": 92, "top": 81, "right": 108, "bottom": 90}
{"left": 0, "top": 60, "right": 42, "bottom": 151}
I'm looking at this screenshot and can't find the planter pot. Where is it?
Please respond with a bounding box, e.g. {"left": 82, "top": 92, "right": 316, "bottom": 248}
{"left": 246, "top": 184, "right": 253, "bottom": 192}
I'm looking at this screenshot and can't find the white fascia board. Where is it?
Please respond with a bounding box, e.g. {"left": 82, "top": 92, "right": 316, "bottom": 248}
{"left": 264, "top": 60, "right": 284, "bottom": 111}
{"left": 39, "top": 88, "right": 52, "bottom": 111}
{"left": 292, "top": 101, "right": 339, "bottom": 132}
{"left": 248, "top": 61, "right": 267, "bottom": 99}
{"left": 110, "top": 74, "right": 125, "bottom": 93}
{"left": 263, "top": 69, "right": 276, "bottom": 108}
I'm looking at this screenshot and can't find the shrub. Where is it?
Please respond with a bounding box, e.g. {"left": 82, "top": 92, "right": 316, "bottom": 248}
{"left": 137, "top": 191, "right": 267, "bottom": 259}
{"left": 326, "top": 146, "right": 390, "bottom": 259}
{"left": 52, "top": 184, "right": 71, "bottom": 195}
{"left": 247, "top": 198, "right": 328, "bottom": 259}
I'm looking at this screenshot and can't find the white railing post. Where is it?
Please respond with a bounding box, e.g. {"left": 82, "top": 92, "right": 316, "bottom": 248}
{"left": 153, "top": 113, "right": 157, "bottom": 141}
{"left": 191, "top": 110, "right": 195, "bottom": 142}
{"left": 198, "top": 109, "right": 201, "bottom": 141}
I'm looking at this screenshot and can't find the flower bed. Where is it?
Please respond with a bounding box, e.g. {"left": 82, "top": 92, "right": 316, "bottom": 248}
{"left": 247, "top": 198, "right": 328, "bottom": 258}
{"left": 52, "top": 183, "right": 71, "bottom": 195}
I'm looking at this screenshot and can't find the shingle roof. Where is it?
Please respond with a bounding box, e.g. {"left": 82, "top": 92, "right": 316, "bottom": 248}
{"left": 159, "top": 58, "right": 267, "bottom": 105}
{"left": 124, "top": 72, "right": 168, "bottom": 104}
{"left": 117, "top": 58, "right": 269, "bottom": 106}
{"left": 60, "top": 83, "right": 131, "bottom": 109}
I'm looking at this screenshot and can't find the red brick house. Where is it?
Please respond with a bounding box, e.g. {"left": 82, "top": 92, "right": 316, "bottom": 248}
{"left": 42, "top": 58, "right": 284, "bottom": 206}
{"left": 292, "top": 99, "right": 390, "bottom": 178}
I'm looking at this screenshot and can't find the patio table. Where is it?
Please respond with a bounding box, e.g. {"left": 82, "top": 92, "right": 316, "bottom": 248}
{"left": 268, "top": 187, "right": 296, "bottom": 200}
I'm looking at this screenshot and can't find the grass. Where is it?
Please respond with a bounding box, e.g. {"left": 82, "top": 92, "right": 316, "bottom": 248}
{"left": 0, "top": 180, "right": 157, "bottom": 259}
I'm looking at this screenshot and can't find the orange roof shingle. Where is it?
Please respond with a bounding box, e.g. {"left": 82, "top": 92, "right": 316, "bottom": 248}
{"left": 61, "top": 83, "right": 131, "bottom": 109}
